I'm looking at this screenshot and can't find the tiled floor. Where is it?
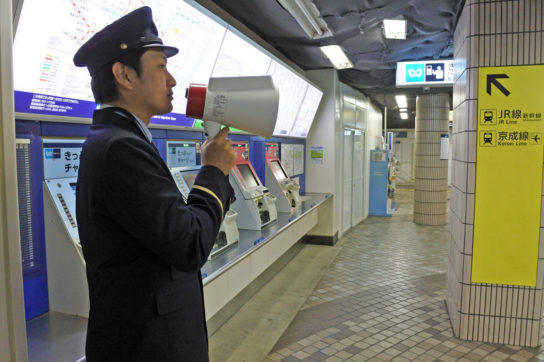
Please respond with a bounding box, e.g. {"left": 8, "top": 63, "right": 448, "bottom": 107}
{"left": 265, "top": 189, "right": 544, "bottom": 361}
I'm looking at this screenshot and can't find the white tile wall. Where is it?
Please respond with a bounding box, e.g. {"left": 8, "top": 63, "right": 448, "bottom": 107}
{"left": 461, "top": 283, "right": 471, "bottom": 315}
{"left": 536, "top": 259, "right": 544, "bottom": 289}
{"left": 450, "top": 186, "right": 467, "bottom": 223}
{"left": 414, "top": 202, "right": 448, "bottom": 215}
{"left": 415, "top": 190, "right": 448, "bottom": 203}
{"left": 469, "top": 284, "right": 480, "bottom": 315}
{"left": 453, "top": 132, "right": 468, "bottom": 162}
{"left": 449, "top": 0, "right": 544, "bottom": 345}
{"left": 450, "top": 209, "right": 463, "bottom": 251}
{"left": 530, "top": 319, "right": 542, "bottom": 346}
{"left": 467, "top": 131, "right": 477, "bottom": 163}
{"left": 414, "top": 155, "right": 448, "bottom": 168}
{"left": 449, "top": 237, "right": 463, "bottom": 277}
{"left": 459, "top": 312, "right": 469, "bottom": 339}
{"left": 452, "top": 101, "right": 466, "bottom": 134}
{"left": 539, "top": 227, "right": 544, "bottom": 256}
{"left": 453, "top": 69, "right": 467, "bottom": 108}
{"left": 464, "top": 223, "right": 474, "bottom": 254}
{"left": 414, "top": 131, "right": 442, "bottom": 144}
{"left": 465, "top": 193, "right": 475, "bottom": 224}
{"left": 414, "top": 143, "right": 443, "bottom": 156}
{"left": 414, "top": 166, "right": 447, "bottom": 179}
{"left": 415, "top": 178, "right": 448, "bottom": 191}
{"left": 462, "top": 254, "right": 472, "bottom": 284}
{"left": 466, "top": 162, "right": 476, "bottom": 194}
{"left": 413, "top": 213, "right": 447, "bottom": 225}
{"left": 466, "top": 68, "right": 478, "bottom": 100}
{"left": 454, "top": 5, "right": 469, "bottom": 56}
{"left": 445, "top": 277, "right": 461, "bottom": 335}
{"left": 452, "top": 160, "right": 468, "bottom": 193}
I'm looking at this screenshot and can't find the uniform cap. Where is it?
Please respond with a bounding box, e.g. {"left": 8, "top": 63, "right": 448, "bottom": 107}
{"left": 73, "top": 6, "right": 179, "bottom": 75}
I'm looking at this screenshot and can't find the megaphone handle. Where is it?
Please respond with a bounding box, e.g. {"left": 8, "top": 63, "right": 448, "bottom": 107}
{"left": 202, "top": 120, "right": 222, "bottom": 139}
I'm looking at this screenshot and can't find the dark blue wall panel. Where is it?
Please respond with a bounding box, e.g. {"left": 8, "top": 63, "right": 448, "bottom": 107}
{"left": 40, "top": 122, "right": 90, "bottom": 138}
{"left": 149, "top": 128, "right": 167, "bottom": 139}
{"left": 16, "top": 120, "right": 49, "bottom": 320}
{"left": 249, "top": 140, "right": 266, "bottom": 184}
{"left": 153, "top": 139, "right": 167, "bottom": 162}
{"left": 165, "top": 130, "right": 204, "bottom": 141}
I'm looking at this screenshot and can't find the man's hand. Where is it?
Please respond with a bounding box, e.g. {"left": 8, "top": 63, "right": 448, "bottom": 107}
{"left": 201, "top": 127, "right": 236, "bottom": 175}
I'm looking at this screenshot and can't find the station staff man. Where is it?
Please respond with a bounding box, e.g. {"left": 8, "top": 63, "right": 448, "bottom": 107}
{"left": 73, "top": 6, "right": 236, "bottom": 361}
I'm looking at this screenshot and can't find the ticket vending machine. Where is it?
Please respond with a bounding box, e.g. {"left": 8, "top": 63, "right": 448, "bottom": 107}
{"left": 369, "top": 149, "right": 395, "bottom": 216}
{"left": 229, "top": 142, "right": 277, "bottom": 230}
{"left": 265, "top": 157, "right": 301, "bottom": 214}
{"left": 167, "top": 140, "right": 239, "bottom": 258}
{"left": 264, "top": 142, "right": 301, "bottom": 214}
{"left": 41, "top": 138, "right": 89, "bottom": 317}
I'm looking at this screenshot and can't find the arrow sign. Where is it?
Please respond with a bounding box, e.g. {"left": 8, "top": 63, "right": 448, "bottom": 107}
{"left": 487, "top": 74, "right": 510, "bottom": 96}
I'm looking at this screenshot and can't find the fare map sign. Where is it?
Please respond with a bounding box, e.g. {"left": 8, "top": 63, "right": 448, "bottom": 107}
{"left": 473, "top": 65, "right": 544, "bottom": 286}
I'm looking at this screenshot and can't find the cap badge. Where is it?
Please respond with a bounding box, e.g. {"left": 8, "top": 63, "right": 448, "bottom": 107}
{"left": 120, "top": 43, "right": 128, "bottom": 50}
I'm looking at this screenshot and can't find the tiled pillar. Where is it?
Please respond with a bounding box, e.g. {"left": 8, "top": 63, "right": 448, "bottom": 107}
{"left": 447, "top": 0, "right": 544, "bottom": 347}
{"left": 413, "top": 94, "right": 449, "bottom": 226}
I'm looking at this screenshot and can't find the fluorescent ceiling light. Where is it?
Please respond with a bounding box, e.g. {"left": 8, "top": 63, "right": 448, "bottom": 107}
{"left": 383, "top": 19, "right": 406, "bottom": 40}
{"left": 320, "top": 45, "right": 353, "bottom": 69}
{"left": 277, "top": 0, "right": 332, "bottom": 39}
{"left": 400, "top": 112, "right": 408, "bottom": 120}
{"left": 395, "top": 95, "right": 407, "bottom": 108}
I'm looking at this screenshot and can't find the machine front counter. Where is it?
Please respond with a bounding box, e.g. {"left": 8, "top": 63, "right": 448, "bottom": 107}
{"left": 201, "top": 192, "right": 331, "bottom": 284}
{"left": 201, "top": 192, "right": 332, "bottom": 322}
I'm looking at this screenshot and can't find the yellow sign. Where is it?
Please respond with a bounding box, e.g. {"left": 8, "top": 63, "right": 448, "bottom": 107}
{"left": 473, "top": 65, "right": 544, "bottom": 286}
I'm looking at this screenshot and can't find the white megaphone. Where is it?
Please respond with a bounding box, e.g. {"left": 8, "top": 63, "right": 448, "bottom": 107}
{"left": 185, "top": 76, "right": 279, "bottom": 139}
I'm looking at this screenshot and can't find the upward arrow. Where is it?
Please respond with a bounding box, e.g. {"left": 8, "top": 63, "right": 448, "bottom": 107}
{"left": 487, "top": 74, "right": 510, "bottom": 96}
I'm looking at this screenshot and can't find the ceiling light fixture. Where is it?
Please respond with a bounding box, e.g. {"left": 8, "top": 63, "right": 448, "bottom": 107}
{"left": 383, "top": 19, "right": 406, "bottom": 40}
{"left": 320, "top": 45, "right": 353, "bottom": 69}
{"left": 277, "top": 0, "right": 332, "bottom": 39}
{"left": 400, "top": 112, "right": 408, "bottom": 120}
{"left": 395, "top": 95, "right": 407, "bottom": 108}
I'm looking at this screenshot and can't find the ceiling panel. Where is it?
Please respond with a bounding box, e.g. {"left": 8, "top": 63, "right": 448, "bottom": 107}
{"left": 199, "top": 0, "right": 464, "bottom": 128}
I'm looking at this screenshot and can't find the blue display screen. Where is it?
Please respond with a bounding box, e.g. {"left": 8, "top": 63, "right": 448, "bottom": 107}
{"left": 15, "top": 91, "right": 195, "bottom": 127}
{"left": 237, "top": 163, "right": 259, "bottom": 188}
{"left": 70, "top": 182, "right": 77, "bottom": 195}
{"left": 167, "top": 142, "right": 201, "bottom": 168}
{"left": 15, "top": 91, "right": 97, "bottom": 118}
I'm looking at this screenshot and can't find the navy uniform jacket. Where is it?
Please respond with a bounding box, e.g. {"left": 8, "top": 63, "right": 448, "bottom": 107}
{"left": 76, "top": 107, "right": 233, "bottom": 361}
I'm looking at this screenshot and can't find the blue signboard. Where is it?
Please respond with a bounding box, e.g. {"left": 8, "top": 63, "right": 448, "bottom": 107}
{"left": 397, "top": 60, "right": 454, "bottom": 87}
{"left": 425, "top": 63, "right": 445, "bottom": 82}
{"left": 42, "top": 140, "right": 84, "bottom": 179}
{"left": 15, "top": 91, "right": 196, "bottom": 127}
{"left": 405, "top": 64, "right": 425, "bottom": 83}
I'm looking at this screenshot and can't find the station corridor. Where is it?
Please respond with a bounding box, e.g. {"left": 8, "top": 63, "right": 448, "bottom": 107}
{"left": 210, "top": 189, "right": 544, "bottom": 362}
